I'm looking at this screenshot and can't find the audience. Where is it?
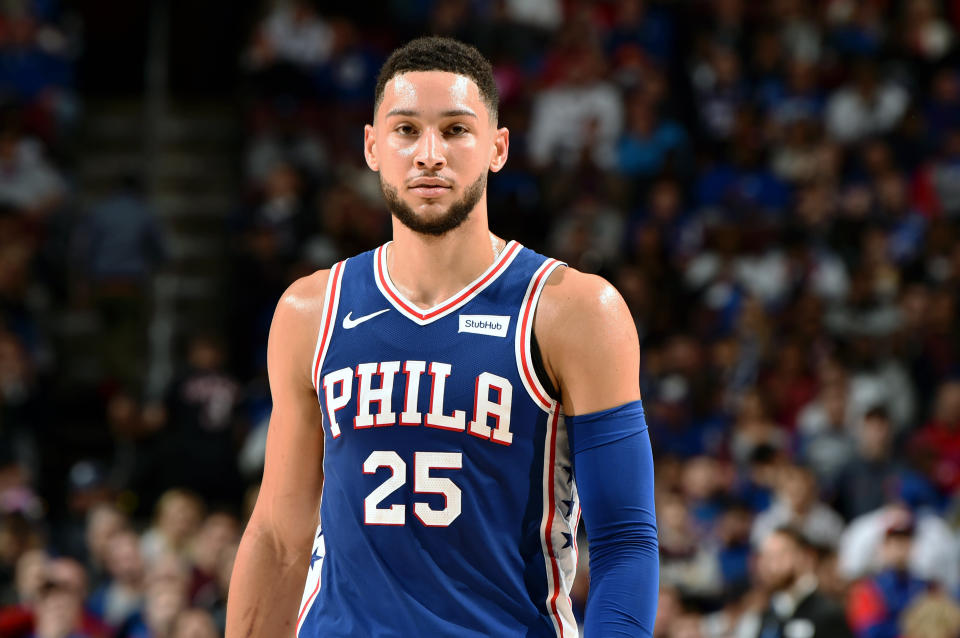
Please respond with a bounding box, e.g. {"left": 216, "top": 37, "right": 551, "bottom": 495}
{"left": 1, "top": 1, "right": 960, "bottom": 636}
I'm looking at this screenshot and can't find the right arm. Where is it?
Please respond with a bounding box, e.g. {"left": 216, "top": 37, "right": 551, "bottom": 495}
{"left": 226, "top": 270, "right": 329, "bottom": 638}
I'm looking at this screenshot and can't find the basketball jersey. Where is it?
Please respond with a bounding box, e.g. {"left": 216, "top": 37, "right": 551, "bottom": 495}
{"left": 296, "top": 241, "right": 581, "bottom": 637}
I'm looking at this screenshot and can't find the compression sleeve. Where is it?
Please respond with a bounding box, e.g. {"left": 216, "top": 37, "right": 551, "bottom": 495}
{"left": 567, "top": 400, "right": 658, "bottom": 638}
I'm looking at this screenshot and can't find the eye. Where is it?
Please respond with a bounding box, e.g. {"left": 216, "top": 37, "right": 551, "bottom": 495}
{"left": 446, "top": 124, "right": 468, "bottom": 136}
{"left": 395, "top": 124, "right": 418, "bottom": 135}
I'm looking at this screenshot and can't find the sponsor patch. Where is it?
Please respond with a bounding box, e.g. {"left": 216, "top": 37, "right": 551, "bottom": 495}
{"left": 458, "top": 314, "right": 510, "bottom": 338}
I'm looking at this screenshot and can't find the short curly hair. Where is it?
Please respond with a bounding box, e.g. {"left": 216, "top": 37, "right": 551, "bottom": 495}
{"left": 374, "top": 36, "right": 498, "bottom": 122}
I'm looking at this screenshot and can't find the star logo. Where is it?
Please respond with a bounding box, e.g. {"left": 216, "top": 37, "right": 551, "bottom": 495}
{"left": 309, "top": 549, "right": 322, "bottom": 570}
{"left": 560, "top": 532, "right": 573, "bottom": 549}
{"left": 561, "top": 499, "right": 575, "bottom": 518}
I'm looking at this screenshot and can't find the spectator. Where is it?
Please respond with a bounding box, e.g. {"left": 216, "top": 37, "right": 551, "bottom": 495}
{"left": 799, "top": 384, "right": 856, "bottom": 490}
{"left": 528, "top": 44, "right": 623, "bottom": 170}
{"left": 751, "top": 464, "right": 845, "bottom": 549}
{"left": 910, "top": 379, "right": 960, "bottom": 497}
{"left": 900, "top": 593, "right": 960, "bottom": 638}
{"left": 616, "top": 90, "right": 689, "bottom": 179}
{"left": 753, "top": 527, "right": 853, "bottom": 638}
{"left": 158, "top": 335, "right": 244, "bottom": 507}
{"left": 140, "top": 490, "right": 204, "bottom": 566}
{"left": 825, "top": 61, "right": 909, "bottom": 144}
{"left": 691, "top": 41, "right": 747, "bottom": 142}
{"left": 658, "top": 491, "right": 723, "bottom": 598}
{"left": 246, "top": 1, "right": 333, "bottom": 71}
{"left": 186, "top": 511, "right": 239, "bottom": 609}
{"left": 74, "top": 174, "right": 165, "bottom": 389}
{"left": 0, "top": 120, "right": 64, "bottom": 217}
{"left": 170, "top": 608, "right": 219, "bottom": 638}
{"left": 838, "top": 503, "right": 960, "bottom": 590}
{"left": 87, "top": 530, "right": 145, "bottom": 630}
{"left": 32, "top": 577, "right": 94, "bottom": 638}
{"left": 847, "top": 511, "right": 930, "bottom": 638}
{"left": 900, "top": 0, "right": 954, "bottom": 62}
{"left": 836, "top": 407, "right": 906, "bottom": 519}
{"left": 83, "top": 504, "right": 129, "bottom": 589}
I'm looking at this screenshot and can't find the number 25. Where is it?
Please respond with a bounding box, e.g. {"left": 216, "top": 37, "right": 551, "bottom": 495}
{"left": 363, "top": 450, "right": 462, "bottom": 527}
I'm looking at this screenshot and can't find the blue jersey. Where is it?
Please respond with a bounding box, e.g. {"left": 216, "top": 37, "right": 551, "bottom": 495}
{"left": 297, "top": 241, "right": 581, "bottom": 637}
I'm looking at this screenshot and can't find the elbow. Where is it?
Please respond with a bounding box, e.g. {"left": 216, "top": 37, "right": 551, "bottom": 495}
{"left": 243, "top": 508, "right": 316, "bottom": 565}
{"left": 588, "top": 521, "right": 659, "bottom": 569}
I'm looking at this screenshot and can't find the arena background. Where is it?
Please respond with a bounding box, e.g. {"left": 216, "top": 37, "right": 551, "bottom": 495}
{"left": 2, "top": 0, "right": 960, "bottom": 636}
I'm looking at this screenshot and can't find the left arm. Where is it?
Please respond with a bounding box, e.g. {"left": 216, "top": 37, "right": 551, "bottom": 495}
{"left": 536, "top": 267, "right": 659, "bottom": 637}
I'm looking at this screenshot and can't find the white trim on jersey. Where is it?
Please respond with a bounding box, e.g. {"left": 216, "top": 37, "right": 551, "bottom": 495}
{"left": 515, "top": 258, "right": 564, "bottom": 413}
{"left": 311, "top": 260, "right": 347, "bottom": 416}
{"left": 296, "top": 520, "right": 325, "bottom": 636}
{"left": 540, "top": 404, "right": 579, "bottom": 638}
{"left": 373, "top": 241, "right": 522, "bottom": 325}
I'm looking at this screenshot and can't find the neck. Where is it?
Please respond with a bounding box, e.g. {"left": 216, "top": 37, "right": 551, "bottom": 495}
{"left": 387, "top": 199, "right": 503, "bottom": 309}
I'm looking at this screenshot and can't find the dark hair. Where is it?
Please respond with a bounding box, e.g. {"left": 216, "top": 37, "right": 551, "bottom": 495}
{"left": 772, "top": 525, "right": 814, "bottom": 552}
{"left": 374, "top": 36, "right": 498, "bottom": 122}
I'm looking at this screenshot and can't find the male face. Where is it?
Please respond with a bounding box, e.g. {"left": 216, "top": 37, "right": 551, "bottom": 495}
{"left": 880, "top": 533, "right": 912, "bottom": 571}
{"left": 364, "top": 71, "right": 508, "bottom": 236}
{"left": 756, "top": 531, "right": 802, "bottom": 592}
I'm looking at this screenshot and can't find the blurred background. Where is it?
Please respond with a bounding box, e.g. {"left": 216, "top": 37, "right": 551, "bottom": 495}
{"left": 2, "top": 0, "right": 960, "bottom": 637}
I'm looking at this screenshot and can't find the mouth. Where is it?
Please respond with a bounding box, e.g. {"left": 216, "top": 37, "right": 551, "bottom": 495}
{"left": 408, "top": 179, "right": 452, "bottom": 199}
{"left": 409, "top": 185, "right": 451, "bottom": 198}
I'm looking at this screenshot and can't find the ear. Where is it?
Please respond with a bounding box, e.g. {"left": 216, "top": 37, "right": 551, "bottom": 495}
{"left": 363, "top": 124, "right": 379, "bottom": 172}
{"left": 489, "top": 126, "right": 509, "bottom": 173}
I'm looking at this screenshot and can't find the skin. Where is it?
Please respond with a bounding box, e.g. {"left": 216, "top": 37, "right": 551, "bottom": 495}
{"left": 225, "top": 70, "right": 641, "bottom": 638}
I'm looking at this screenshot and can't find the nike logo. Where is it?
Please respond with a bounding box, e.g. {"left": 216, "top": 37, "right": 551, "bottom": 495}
{"left": 342, "top": 308, "right": 390, "bottom": 329}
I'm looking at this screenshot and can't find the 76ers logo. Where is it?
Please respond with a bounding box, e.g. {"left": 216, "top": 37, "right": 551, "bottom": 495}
{"left": 321, "top": 361, "right": 514, "bottom": 445}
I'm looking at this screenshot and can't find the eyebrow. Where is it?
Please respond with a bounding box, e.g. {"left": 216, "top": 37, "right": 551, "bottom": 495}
{"left": 385, "top": 108, "right": 479, "bottom": 119}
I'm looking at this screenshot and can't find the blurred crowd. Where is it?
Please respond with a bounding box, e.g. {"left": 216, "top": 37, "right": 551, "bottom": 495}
{"left": 3, "top": 0, "right": 960, "bottom": 636}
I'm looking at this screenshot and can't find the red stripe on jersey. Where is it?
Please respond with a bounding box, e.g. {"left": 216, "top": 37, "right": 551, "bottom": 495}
{"left": 297, "top": 575, "right": 321, "bottom": 633}
{"left": 377, "top": 242, "right": 521, "bottom": 321}
{"left": 544, "top": 406, "right": 564, "bottom": 637}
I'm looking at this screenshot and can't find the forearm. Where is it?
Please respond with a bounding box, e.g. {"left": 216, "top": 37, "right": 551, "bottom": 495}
{"left": 568, "top": 401, "right": 659, "bottom": 637}
{"left": 226, "top": 523, "right": 312, "bottom": 638}
{"left": 585, "top": 522, "right": 659, "bottom": 636}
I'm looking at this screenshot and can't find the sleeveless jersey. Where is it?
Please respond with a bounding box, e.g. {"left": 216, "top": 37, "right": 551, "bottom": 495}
{"left": 296, "top": 241, "right": 581, "bottom": 637}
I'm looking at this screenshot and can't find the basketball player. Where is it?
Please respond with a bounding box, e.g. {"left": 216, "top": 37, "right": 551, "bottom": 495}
{"left": 226, "top": 37, "right": 658, "bottom": 637}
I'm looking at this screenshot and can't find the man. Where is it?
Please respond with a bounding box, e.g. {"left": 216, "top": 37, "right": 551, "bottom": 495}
{"left": 755, "top": 527, "right": 852, "bottom": 638}
{"left": 225, "top": 36, "right": 658, "bottom": 637}
{"left": 846, "top": 513, "right": 929, "bottom": 638}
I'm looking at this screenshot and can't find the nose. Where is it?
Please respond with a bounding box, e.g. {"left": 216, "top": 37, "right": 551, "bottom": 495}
{"left": 414, "top": 128, "right": 446, "bottom": 171}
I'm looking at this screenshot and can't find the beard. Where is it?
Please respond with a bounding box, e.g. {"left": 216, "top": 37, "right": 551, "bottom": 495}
{"left": 380, "top": 173, "right": 486, "bottom": 237}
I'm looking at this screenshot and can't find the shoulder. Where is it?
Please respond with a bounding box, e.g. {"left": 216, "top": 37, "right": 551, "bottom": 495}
{"left": 533, "top": 265, "right": 640, "bottom": 414}
{"left": 536, "top": 265, "right": 629, "bottom": 327}
{"left": 276, "top": 269, "right": 330, "bottom": 318}
{"left": 268, "top": 269, "right": 332, "bottom": 383}
{"left": 271, "top": 269, "right": 331, "bottom": 336}
{"left": 535, "top": 265, "right": 636, "bottom": 358}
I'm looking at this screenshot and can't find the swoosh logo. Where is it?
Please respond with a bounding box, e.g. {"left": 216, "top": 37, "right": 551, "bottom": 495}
{"left": 342, "top": 308, "right": 390, "bottom": 329}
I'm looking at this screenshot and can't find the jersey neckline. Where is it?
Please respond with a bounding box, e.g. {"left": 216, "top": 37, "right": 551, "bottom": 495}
{"left": 373, "top": 240, "right": 522, "bottom": 325}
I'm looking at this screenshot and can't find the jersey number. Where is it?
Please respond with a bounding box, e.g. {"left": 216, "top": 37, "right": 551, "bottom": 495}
{"left": 363, "top": 451, "right": 462, "bottom": 527}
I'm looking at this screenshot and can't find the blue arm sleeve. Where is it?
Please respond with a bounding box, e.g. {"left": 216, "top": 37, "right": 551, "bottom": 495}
{"left": 567, "top": 400, "right": 658, "bottom": 638}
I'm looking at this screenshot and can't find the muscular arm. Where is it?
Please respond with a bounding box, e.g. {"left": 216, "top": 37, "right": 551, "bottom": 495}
{"left": 226, "top": 271, "right": 329, "bottom": 638}
{"left": 536, "top": 267, "right": 659, "bottom": 637}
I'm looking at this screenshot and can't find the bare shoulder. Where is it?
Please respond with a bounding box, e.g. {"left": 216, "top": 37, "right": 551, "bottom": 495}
{"left": 268, "top": 269, "right": 332, "bottom": 387}
{"left": 534, "top": 265, "right": 640, "bottom": 415}
{"left": 276, "top": 269, "right": 331, "bottom": 320}
{"left": 536, "top": 266, "right": 631, "bottom": 333}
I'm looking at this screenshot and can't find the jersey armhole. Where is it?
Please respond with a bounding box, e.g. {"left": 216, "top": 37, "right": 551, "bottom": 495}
{"left": 530, "top": 330, "right": 560, "bottom": 402}
{"left": 515, "top": 258, "right": 564, "bottom": 412}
